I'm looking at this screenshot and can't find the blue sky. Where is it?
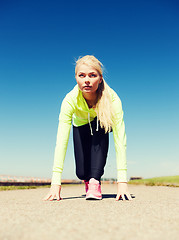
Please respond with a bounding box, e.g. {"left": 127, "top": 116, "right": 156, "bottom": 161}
{"left": 0, "top": 0, "right": 178, "bottom": 180}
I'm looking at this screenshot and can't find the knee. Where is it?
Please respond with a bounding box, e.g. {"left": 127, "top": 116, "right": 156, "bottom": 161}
{"left": 76, "top": 170, "right": 85, "bottom": 180}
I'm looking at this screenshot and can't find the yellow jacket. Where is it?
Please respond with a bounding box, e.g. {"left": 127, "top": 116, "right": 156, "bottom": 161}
{"left": 51, "top": 84, "right": 127, "bottom": 185}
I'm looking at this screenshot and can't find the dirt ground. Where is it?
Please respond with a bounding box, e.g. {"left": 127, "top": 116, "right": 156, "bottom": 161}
{"left": 0, "top": 184, "right": 178, "bottom": 240}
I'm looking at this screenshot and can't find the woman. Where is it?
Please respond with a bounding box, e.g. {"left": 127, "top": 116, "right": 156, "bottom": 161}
{"left": 43, "top": 55, "right": 132, "bottom": 201}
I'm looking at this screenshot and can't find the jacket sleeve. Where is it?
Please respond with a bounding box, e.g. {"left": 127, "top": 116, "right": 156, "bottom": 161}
{"left": 111, "top": 92, "right": 127, "bottom": 182}
{"left": 51, "top": 95, "right": 74, "bottom": 185}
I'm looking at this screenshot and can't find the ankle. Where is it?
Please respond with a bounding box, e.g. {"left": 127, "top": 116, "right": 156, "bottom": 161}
{"left": 89, "top": 178, "right": 101, "bottom": 184}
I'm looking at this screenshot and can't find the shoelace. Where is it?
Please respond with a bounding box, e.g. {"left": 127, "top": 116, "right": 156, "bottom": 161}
{"left": 89, "top": 183, "right": 100, "bottom": 191}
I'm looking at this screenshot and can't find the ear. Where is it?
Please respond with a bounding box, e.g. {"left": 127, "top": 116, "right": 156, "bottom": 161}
{"left": 99, "top": 76, "right": 103, "bottom": 84}
{"left": 75, "top": 74, "right": 78, "bottom": 81}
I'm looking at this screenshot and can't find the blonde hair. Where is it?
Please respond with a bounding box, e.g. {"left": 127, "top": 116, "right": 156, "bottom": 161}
{"left": 75, "top": 55, "right": 114, "bottom": 133}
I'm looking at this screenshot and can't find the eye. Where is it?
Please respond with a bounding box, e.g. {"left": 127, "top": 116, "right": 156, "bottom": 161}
{"left": 90, "top": 73, "right": 97, "bottom": 78}
{"left": 79, "top": 73, "right": 85, "bottom": 78}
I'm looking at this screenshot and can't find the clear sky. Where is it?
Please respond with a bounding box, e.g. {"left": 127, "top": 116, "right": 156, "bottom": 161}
{"left": 0, "top": 0, "right": 179, "bottom": 181}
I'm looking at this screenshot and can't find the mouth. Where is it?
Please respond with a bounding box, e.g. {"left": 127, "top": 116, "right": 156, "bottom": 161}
{"left": 83, "top": 86, "right": 92, "bottom": 89}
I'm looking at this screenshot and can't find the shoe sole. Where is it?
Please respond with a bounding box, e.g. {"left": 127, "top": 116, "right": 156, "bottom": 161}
{"left": 86, "top": 194, "right": 102, "bottom": 200}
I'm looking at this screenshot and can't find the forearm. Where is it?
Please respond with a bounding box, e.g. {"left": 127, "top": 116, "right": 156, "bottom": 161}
{"left": 112, "top": 98, "right": 127, "bottom": 182}
{"left": 51, "top": 121, "right": 72, "bottom": 185}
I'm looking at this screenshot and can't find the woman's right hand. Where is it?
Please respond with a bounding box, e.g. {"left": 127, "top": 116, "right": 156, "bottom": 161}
{"left": 43, "top": 184, "right": 62, "bottom": 201}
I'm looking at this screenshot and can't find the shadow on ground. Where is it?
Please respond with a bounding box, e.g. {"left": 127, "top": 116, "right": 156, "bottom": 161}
{"left": 53, "top": 194, "right": 135, "bottom": 201}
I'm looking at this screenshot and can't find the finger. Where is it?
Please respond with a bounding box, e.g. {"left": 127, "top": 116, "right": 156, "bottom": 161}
{"left": 43, "top": 194, "right": 52, "bottom": 201}
{"left": 49, "top": 195, "right": 56, "bottom": 201}
{"left": 115, "top": 194, "right": 121, "bottom": 201}
{"left": 121, "top": 194, "right": 126, "bottom": 201}
{"left": 115, "top": 194, "right": 119, "bottom": 200}
{"left": 56, "top": 195, "right": 62, "bottom": 201}
{"left": 58, "top": 197, "right": 63, "bottom": 201}
{"left": 126, "top": 193, "right": 132, "bottom": 201}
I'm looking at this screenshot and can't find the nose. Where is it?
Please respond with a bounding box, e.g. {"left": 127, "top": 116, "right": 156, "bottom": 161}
{"left": 85, "top": 77, "right": 90, "bottom": 85}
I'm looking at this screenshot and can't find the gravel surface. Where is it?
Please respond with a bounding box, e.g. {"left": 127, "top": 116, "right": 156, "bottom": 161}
{"left": 0, "top": 184, "right": 178, "bottom": 240}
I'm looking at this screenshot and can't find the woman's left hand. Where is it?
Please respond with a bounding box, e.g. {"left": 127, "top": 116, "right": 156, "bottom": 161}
{"left": 116, "top": 182, "right": 132, "bottom": 201}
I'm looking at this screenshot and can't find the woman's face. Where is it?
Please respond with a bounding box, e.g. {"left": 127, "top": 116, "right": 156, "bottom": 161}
{"left": 75, "top": 64, "right": 102, "bottom": 95}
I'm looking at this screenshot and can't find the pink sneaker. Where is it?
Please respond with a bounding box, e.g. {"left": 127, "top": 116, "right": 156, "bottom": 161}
{"left": 86, "top": 178, "right": 102, "bottom": 200}
{"left": 84, "top": 180, "right": 89, "bottom": 193}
